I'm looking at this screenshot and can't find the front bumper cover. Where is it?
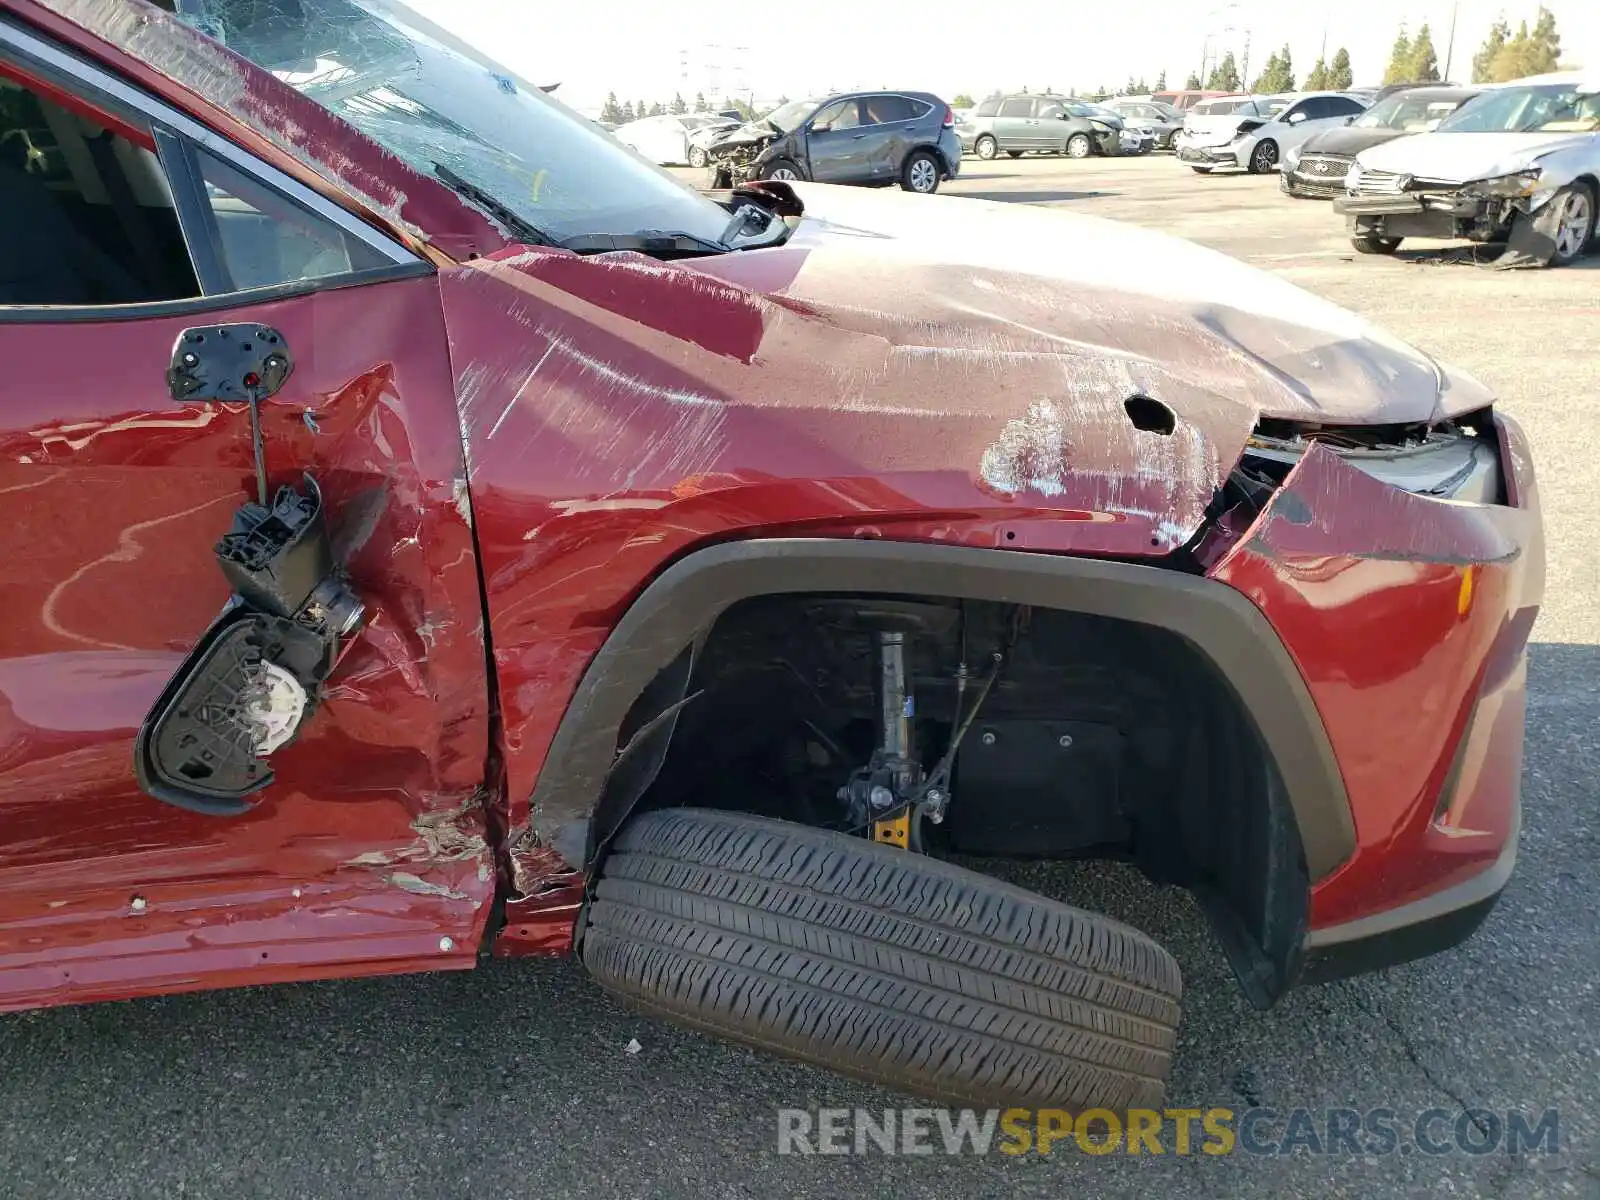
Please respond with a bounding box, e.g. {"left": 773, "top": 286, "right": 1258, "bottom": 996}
{"left": 1176, "top": 140, "right": 1238, "bottom": 165}
{"left": 1211, "top": 412, "right": 1542, "bottom": 969}
{"left": 1334, "top": 188, "right": 1513, "bottom": 241}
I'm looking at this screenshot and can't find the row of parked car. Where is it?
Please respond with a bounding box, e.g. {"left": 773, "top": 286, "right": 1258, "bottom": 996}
{"left": 606, "top": 93, "right": 964, "bottom": 192}
{"left": 952, "top": 94, "right": 1169, "bottom": 159}
{"left": 1172, "top": 72, "right": 1600, "bottom": 267}
{"left": 604, "top": 90, "right": 1187, "bottom": 194}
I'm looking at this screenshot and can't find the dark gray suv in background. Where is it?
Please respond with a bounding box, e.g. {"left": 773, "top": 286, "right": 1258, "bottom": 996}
{"left": 705, "top": 91, "right": 962, "bottom": 192}
{"left": 959, "top": 93, "right": 1127, "bottom": 159}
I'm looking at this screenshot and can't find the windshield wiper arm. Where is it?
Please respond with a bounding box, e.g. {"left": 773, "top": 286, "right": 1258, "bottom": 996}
{"left": 431, "top": 163, "right": 558, "bottom": 248}
{"left": 556, "top": 229, "right": 729, "bottom": 255}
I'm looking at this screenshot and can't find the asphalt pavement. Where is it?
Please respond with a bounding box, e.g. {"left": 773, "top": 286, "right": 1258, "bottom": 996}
{"left": 2, "top": 155, "right": 1595, "bottom": 1200}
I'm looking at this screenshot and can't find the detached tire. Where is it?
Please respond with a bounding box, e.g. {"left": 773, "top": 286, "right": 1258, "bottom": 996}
{"left": 582, "top": 808, "right": 1182, "bottom": 1110}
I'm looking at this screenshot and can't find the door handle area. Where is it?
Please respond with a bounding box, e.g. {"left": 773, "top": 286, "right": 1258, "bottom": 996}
{"left": 852, "top": 133, "right": 866, "bottom": 139}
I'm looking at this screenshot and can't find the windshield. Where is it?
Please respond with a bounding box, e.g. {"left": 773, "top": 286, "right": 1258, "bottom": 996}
{"left": 173, "top": 0, "right": 735, "bottom": 246}
{"left": 763, "top": 99, "right": 821, "bottom": 132}
{"left": 1354, "top": 92, "right": 1472, "bottom": 132}
{"left": 1435, "top": 83, "right": 1600, "bottom": 133}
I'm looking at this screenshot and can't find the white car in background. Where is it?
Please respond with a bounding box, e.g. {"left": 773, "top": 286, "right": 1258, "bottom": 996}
{"left": 1336, "top": 70, "right": 1600, "bottom": 266}
{"left": 1179, "top": 92, "right": 1370, "bottom": 173}
{"left": 684, "top": 116, "right": 742, "bottom": 167}
{"left": 1233, "top": 92, "right": 1372, "bottom": 173}
{"left": 1174, "top": 94, "right": 1285, "bottom": 169}
{"left": 613, "top": 114, "right": 737, "bottom": 166}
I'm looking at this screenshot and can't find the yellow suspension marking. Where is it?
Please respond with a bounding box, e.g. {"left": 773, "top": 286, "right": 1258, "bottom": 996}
{"left": 873, "top": 811, "right": 910, "bottom": 848}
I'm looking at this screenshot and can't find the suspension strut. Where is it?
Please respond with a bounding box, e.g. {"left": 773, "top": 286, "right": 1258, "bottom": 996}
{"left": 838, "top": 630, "right": 927, "bottom": 847}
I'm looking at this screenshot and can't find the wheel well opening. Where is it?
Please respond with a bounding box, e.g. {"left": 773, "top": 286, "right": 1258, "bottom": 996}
{"left": 609, "top": 591, "right": 1310, "bottom": 1004}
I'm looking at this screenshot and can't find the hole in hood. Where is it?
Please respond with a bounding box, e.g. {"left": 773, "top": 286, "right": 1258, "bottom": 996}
{"left": 1124, "top": 394, "right": 1176, "bottom": 436}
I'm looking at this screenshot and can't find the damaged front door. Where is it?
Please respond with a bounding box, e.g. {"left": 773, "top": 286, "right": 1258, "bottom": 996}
{"left": 0, "top": 42, "right": 491, "bottom": 1009}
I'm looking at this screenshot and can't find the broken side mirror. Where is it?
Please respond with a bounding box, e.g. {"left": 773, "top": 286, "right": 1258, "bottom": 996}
{"left": 135, "top": 328, "right": 366, "bottom": 817}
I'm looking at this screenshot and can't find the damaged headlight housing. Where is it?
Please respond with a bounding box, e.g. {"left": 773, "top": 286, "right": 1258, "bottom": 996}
{"left": 1246, "top": 426, "right": 1502, "bottom": 505}
{"left": 1461, "top": 169, "right": 1543, "bottom": 199}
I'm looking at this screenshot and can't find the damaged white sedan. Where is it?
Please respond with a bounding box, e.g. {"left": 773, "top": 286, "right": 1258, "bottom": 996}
{"left": 1335, "top": 70, "right": 1600, "bottom": 266}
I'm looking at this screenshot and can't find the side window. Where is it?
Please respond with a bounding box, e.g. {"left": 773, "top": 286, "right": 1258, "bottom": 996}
{"left": 191, "top": 146, "right": 391, "bottom": 293}
{"left": 1037, "top": 103, "right": 1065, "bottom": 120}
{"left": 810, "top": 100, "right": 861, "bottom": 131}
{"left": 1328, "top": 96, "right": 1366, "bottom": 117}
{"left": 998, "top": 97, "right": 1033, "bottom": 118}
{"left": 1289, "top": 99, "right": 1330, "bottom": 122}
{"left": 861, "top": 95, "right": 916, "bottom": 124}
{"left": 0, "top": 72, "right": 196, "bottom": 306}
{"left": 975, "top": 98, "right": 1000, "bottom": 117}
{"left": 0, "top": 64, "right": 402, "bottom": 309}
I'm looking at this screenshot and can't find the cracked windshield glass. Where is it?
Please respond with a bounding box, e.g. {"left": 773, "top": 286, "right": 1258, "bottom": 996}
{"left": 171, "top": 0, "right": 733, "bottom": 244}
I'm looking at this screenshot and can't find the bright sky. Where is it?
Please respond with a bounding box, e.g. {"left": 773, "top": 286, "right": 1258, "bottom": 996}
{"left": 406, "top": 0, "right": 1597, "bottom": 114}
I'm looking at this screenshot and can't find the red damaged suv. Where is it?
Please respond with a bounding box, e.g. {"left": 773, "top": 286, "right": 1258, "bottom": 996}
{"left": 0, "top": 0, "right": 1542, "bottom": 1111}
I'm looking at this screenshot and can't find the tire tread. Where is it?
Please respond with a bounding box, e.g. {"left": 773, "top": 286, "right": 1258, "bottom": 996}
{"left": 582, "top": 808, "right": 1182, "bottom": 1109}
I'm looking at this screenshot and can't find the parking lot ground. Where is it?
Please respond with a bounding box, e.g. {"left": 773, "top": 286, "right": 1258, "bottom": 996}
{"left": 2, "top": 156, "right": 1596, "bottom": 1200}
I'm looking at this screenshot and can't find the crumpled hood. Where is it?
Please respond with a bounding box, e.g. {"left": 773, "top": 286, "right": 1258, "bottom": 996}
{"left": 1355, "top": 131, "right": 1592, "bottom": 183}
{"left": 693, "top": 182, "right": 1487, "bottom": 427}
{"left": 1181, "top": 113, "right": 1256, "bottom": 146}
{"left": 444, "top": 181, "right": 1493, "bottom": 570}
{"left": 706, "top": 122, "right": 779, "bottom": 154}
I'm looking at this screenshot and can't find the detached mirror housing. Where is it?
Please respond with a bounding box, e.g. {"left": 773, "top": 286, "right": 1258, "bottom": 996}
{"left": 167, "top": 323, "right": 292, "bottom": 404}
{"left": 134, "top": 460, "right": 366, "bottom": 815}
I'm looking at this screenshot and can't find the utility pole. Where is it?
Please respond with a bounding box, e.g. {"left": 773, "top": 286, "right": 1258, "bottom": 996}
{"left": 1442, "top": 0, "right": 1460, "bottom": 81}
{"left": 1240, "top": 29, "right": 1251, "bottom": 89}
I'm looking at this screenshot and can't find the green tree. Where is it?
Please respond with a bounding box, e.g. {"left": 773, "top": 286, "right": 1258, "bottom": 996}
{"left": 1184, "top": 70, "right": 1201, "bottom": 89}
{"left": 1382, "top": 25, "right": 1413, "bottom": 85}
{"left": 1527, "top": 6, "right": 1562, "bottom": 72}
{"left": 693, "top": 91, "right": 708, "bottom": 112}
{"left": 1252, "top": 44, "right": 1295, "bottom": 92}
{"left": 952, "top": 92, "right": 975, "bottom": 107}
{"left": 670, "top": 92, "right": 687, "bottom": 114}
{"left": 1485, "top": 12, "right": 1559, "bottom": 81}
{"left": 619, "top": 100, "right": 635, "bottom": 122}
{"left": 599, "top": 90, "right": 622, "bottom": 124}
{"left": 648, "top": 101, "right": 665, "bottom": 116}
{"left": 1329, "top": 47, "right": 1353, "bottom": 88}
{"left": 1155, "top": 69, "right": 1167, "bottom": 90}
{"left": 1305, "top": 56, "right": 1328, "bottom": 89}
{"left": 1472, "top": 17, "right": 1510, "bottom": 82}
{"left": 1406, "top": 23, "right": 1441, "bottom": 81}
{"left": 1205, "top": 51, "right": 1241, "bottom": 92}
{"left": 1124, "top": 75, "right": 1138, "bottom": 95}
